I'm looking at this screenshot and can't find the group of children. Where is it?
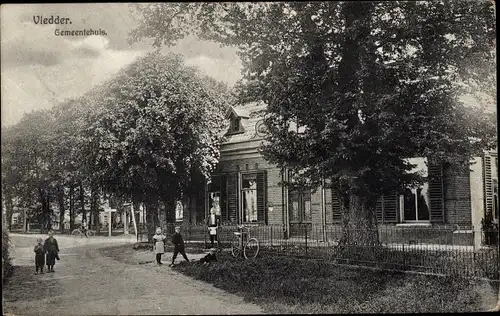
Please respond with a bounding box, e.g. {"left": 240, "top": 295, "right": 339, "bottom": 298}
{"left": 34, "top": 230, "right": 60, "bottom": 274}
{"left": 152, "top": 226, "right": 217, "bottom": 267}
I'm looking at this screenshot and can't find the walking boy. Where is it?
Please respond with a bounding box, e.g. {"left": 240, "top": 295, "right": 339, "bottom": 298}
{"left": 170, "top": 226, "right": 189, "bottom": 267}
{"left": 34, "top": 238, "right": 46, "bottom": 274}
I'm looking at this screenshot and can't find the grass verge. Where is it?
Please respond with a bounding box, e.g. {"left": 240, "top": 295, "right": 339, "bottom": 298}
{"left": 173, "top": 251, "right": 498, "bottom": 314}
{"left": 99, "top": 244, "right": 499, "bottom": 313}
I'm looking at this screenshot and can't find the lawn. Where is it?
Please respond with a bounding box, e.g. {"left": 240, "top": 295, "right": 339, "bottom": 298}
{"left": 174, "top": 252, "right": 498, "bottom": 314}
{"left": 100, "top": 244, "right": 499, "bottom": 314}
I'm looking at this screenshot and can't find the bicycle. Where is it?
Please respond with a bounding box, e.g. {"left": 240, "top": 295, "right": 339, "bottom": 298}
{"left": 71, "top": 227, "right": 95, "bottom": 238}
{"left": 231, "top": 225, "right": 260, "bottom": 259}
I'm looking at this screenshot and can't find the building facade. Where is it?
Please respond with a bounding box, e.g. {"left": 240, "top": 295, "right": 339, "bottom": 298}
{"left": 181, "top": 102, "right": 497, "bottom": 241}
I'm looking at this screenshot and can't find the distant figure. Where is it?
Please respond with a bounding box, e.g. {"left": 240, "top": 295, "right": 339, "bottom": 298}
{"left": 82, "top": 219, "right": 89, "bottom": 238}
{"left": 206, "top": 208, "right": 220, "bottom": 248}
{"left": 199, "top": 248, "right": 217, "bottom": 265}
{"left": 170, "top": 226, "right": 189, "bottom": 267}
{"left": 44, "top": 230, "right": 60, "bottom": 273}
{"left": 152, "top": 227, "right": 166, "bottom": 265}
{"left": 34, "top": 238, "right": 46, "bottom": 274}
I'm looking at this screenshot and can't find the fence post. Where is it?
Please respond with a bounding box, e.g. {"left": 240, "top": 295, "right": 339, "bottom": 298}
{"left": 270, "top": 225, "right": 273, "bottom": 247}
{"left": 305, "top": 224, "right": 308, "bottom": 256}
{"left": 204, "top": 225, "right": 207, "bottom": 249}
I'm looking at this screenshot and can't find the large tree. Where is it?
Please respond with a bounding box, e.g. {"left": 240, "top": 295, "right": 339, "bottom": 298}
{"left": 83, "top": 51, "right": 229, "bottom": 240}
{"left": 1, "top": 109, "right": 57, "bottom": 232}
{"left": 129, "top": 1, "right": 496, "bottom": 244}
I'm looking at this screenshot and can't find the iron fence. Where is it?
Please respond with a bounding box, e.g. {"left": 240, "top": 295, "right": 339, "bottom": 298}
{"left": 136, "top": 223, "right": 498, "bottom": 280}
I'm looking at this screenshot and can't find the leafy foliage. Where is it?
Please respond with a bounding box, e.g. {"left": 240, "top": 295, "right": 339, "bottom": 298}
{"left": 84, "top": 51, "right": 228, "bottom": 203}
{"left": 1, "top": 51, "right": 230, "bottom": 229}
{"left": 129, "top": 1, "right": 497, "bottom": 224}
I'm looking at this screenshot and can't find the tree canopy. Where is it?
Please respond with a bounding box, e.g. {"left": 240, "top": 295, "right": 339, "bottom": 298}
{"left": 1, "top": 51, "right": 230, "bottom": 235}
{"left": 129, "top": 1, "right": 497, "bottom": 240}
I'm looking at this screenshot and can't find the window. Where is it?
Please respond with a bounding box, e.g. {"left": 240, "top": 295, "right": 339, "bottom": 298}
{"left": 242, "top": 174, "right": 258, "bottom": 222}
{"left": 239, "top": 171, "right": 267, "bottom": 223}
{"left": 288, "top": 171, "right": 312, "bottom": 223}
{"left": 228, "top": 116, "right": 242, "bottom": 134}
{"left": 400, "top": 157, "right": 430, "bottom": 222}
{"left": 289, "top": 189, "right": 312, "bottom": 223}
{"left": 175, "top": 201, "right": 183, "bottom": 222}
{"left": 209, "top": 192, "right": 221, "bottom": 216}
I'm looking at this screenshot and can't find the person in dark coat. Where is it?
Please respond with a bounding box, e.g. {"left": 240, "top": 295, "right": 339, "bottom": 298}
{"left": 199, "top": 248, "right": 217, "bottom": 265}
{"left": 34, "top": 238, "right": 46, "bottom": 274}
{"left": 44, "top": 230, "right": 60, "bottom": 272}
{"left": 170, "top": 226, "right": 189, "bottom": 267}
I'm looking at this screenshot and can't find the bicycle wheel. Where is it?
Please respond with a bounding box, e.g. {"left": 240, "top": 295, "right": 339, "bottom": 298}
{"left": 87, "top": 230, "right": 95, "bottom": 237}
{"left": 231, "top": 235, "right": 242, "bottom": 258}
{"left": 71, "top": 229, "right": 82, "bottom": 238}
{"left": 244, "top": 238, "right": 260, "bottom": 259}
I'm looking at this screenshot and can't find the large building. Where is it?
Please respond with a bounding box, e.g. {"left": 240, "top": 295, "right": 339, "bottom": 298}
{"left": 179, "top": 102, "right": 497, "bottom": 244}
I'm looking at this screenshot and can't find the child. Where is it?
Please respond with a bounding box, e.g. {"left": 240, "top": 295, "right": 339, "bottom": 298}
{"left": 152, "top": 227, "right": 166, "bottom": 265}
{"left": 170, "top": 226, "right": 189, "bottom": 267}
{"left": 199, "top": 248, "right": 217, "bottom": 265}
{"left": 34, "top": 238, "right": 46, "bottom": 274}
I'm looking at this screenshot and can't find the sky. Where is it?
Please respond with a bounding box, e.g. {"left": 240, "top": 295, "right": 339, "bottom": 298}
{"left": 0, "top": 3, "right": 243, "bottom": 127}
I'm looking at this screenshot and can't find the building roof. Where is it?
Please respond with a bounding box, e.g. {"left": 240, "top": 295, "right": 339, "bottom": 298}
{"left": 224, "top": 101, "right": 267, "bottom": 144}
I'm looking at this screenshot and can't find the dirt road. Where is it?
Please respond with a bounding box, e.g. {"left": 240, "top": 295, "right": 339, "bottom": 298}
{"left": 3, "top": 234, "right": 263, "bottom": 315}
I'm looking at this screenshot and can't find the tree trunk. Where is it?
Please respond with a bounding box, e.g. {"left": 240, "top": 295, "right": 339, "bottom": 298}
{"left": 164, "top": 199, "right": 176, "bottom": 224}
{"left": 39, "top": 188, "right": 50, "bottom": 233}
{"left": 80, "top": 183, "right": 86, "bottom": 222}
{"left": 339, "top": 193, "right": 379, "bottom": 246}
{"left": 334, "top": 2, "right": 378, "bottom": 248}
{"left": 57, "top": 186, "right": 65, "bottom": 234}
{"left": 4, "top": 191, "right": 14, "bottom": 231}
{"left": 90, "top": 185, "right": 99, "bottom": 233}
{"left": 69, "top": 185, "right": 75, "bottom": 230}
{"left": 146, "top": 199, "right": 159, "bottom": 242}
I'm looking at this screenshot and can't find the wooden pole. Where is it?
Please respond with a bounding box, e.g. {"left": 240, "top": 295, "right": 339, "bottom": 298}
{"left": 109, "top": 212, "right": 112, "bottom": 237}
{"left": 130, "top": 203, "right": 138, "bottom": 241}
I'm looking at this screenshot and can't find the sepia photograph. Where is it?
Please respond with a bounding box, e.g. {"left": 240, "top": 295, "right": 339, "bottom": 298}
{"left": 1, "top": 2, "right": 498, "bottom": 315}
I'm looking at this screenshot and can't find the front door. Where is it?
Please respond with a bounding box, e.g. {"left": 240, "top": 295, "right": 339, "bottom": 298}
{"left": 288, "top": 189, "right": 312, "bottom": 237}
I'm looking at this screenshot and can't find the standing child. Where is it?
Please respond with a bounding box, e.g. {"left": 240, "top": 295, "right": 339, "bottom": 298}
{"left": 152, "top": 227, "right": 166, "bottom": 265}
{"left": 34, "top": 238, "right": 46, "bottom": 274}
{"left": 170, "top": 226, "right": 189, "bottom": 267}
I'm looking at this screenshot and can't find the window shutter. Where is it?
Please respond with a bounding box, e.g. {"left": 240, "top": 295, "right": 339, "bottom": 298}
{"left": 257, "top": 171, "right": 267, "bottom": 224}
{"left": 382, "top": 194, "right": 398, "bottom": 223}
{"left": 428, "top": 161, "right": 445, "bottom": 223}
{"left": 220, "top": 175, "right": 227, "bottom": 221}
{"left": 226, "top": 173, "right": 238, "bottom": 223}
{"left": 376, "top": 196, "right": 384, "bottom": 223}
{"left": 332, "top": 190, "right": 342, "bottom": 223}
{"left": 483, "top": 154, "right": 493, "bottom": 216}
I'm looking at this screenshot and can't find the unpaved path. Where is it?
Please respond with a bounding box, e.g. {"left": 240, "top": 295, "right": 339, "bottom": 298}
{"left": 3, "top": 234, "right": 263, "bottom": 315}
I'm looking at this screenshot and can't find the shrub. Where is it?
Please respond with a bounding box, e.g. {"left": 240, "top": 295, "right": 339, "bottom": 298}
{"left": 2, "top": 230, "right": 13, "bottom": 283}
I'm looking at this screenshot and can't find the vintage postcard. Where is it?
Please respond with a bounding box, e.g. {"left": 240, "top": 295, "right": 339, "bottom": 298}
{"left": 1, "top": 2, "right": 498, "bottom": 315}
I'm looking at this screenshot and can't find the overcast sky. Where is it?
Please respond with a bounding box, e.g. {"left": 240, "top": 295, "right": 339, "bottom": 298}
{"left": 0, "top": 3, "right": 243, "bottom": 127}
